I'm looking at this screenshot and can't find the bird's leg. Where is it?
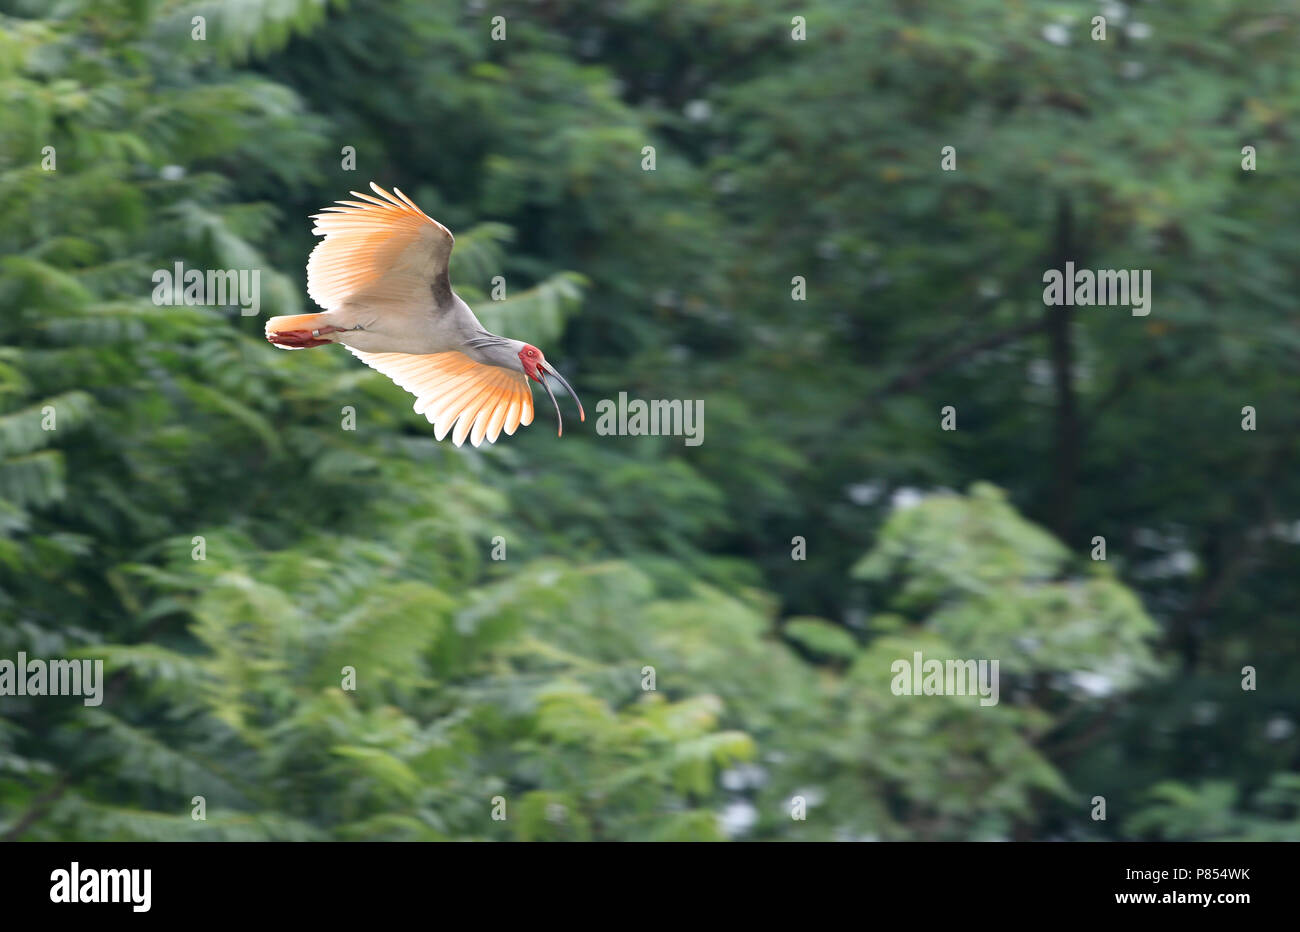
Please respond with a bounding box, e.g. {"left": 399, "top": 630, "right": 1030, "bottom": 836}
{"left": 311, "top": 323, "right": 367, "bottom": 335}
{"left": 268, "top": 329, "right": 333, "bottom": 348}
{"left": 265, "top": 313, "right": 348, "bottom": 349}
{"left": 280, "top": 323, "right": 364, "bottom": 347}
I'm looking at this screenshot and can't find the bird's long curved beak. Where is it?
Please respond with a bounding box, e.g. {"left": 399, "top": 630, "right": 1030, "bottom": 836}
{"left": 538, "top": 362, "right": 584, "bottom": 438}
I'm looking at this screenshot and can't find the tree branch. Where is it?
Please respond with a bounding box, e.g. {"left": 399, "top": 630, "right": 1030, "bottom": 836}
{"left": 1, "top": 775, "right": 69, "bottom": 843}
{"left": 877, "top": 315, "right": 1046, "bottom": 398}
{"left": 1046, "top": 193, "right": 1080, "bottom": 542}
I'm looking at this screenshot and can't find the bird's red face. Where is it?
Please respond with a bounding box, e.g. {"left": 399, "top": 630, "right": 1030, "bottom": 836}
{"left": 518, "top": 344, "right": 585, "bottom": 437}
{"left": 518, "top": 345, "right": 546, "bottom": 382}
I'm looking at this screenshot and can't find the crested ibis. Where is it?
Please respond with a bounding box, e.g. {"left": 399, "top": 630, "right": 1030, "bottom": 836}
{"left": 265, "top": 182, "right": 584, "bottom": 447}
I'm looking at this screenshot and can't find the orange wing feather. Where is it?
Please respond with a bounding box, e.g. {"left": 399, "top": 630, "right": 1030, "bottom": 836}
{"left": 347, "top": 348, "right": 534, "bottom": 447}
{"left": 307, "top": 182, "right": 453, "bottom": 312}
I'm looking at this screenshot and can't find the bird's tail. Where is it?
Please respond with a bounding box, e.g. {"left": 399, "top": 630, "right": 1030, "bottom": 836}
{"left": 265, "top": 313, "right": 333, "bottom": 349}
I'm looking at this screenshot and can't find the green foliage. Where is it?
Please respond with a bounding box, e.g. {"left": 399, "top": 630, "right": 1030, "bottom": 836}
{"left": 1128, "top": 775, "right": 1300, "bottom": 842}
{"left": 152, "top": 0, "right": 350, "bottom": 64}
{"left": 0, "top": 0, "right": 1295, "bottom": 843}
{"left": 855, "top": 483, "right": 1161, "bottom": 686}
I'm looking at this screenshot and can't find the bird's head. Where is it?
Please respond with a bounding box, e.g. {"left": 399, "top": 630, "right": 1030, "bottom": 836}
{"left": 517, "top": 344, "right": 585, "bottom": 437}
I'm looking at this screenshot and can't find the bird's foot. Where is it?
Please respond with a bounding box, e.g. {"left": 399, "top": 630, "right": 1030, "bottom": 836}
{"left": 268, "top": 329, "right": 334, "bottom": 349}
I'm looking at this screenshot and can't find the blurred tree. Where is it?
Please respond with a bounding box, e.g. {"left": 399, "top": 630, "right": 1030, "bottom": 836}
{"left": 0, "top": 0, "right": 1296, "bottom": 842}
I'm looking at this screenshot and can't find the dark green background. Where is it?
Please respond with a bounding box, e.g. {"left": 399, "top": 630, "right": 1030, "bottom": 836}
{"left": 0, "top": 0, "right": 1296, "bottom": 841}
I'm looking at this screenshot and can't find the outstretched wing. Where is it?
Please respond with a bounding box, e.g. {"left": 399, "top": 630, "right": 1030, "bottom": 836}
{"left": 307, "top": 182, "right": 455, "bottom": 313}
{"left": 347, "top": 347, "right": 534, "bottom": 448}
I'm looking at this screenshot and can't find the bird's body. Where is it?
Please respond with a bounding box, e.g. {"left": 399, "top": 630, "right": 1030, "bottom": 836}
{"left": 265, "top": 183, "right": 583, "bottom": 447}
{"left": 301, "top": 287, "right": 506, "bottom": 359}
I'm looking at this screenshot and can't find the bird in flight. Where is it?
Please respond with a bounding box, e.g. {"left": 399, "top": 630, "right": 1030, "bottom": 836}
{"left": 265, "top": 182, "right": 583, "bottom": 447}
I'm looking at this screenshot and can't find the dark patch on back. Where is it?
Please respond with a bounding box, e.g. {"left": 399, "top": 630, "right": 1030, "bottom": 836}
{"left": 431, "top": 269, "right": 454, "bottom": 308}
